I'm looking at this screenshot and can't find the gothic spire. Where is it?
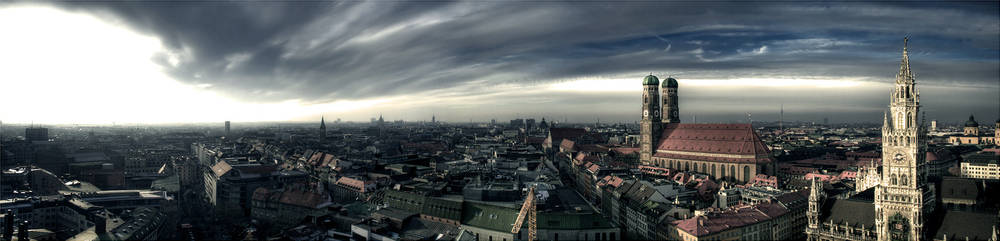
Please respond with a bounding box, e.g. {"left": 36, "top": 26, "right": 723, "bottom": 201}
{"left": 897, "top": 37, "right": 914, "bottom": 85}
{"left": 809, "top": 177, "right": 823, "bottom": 200}
{"left": 320, "top": 116, "right": 326, "bottom": 129}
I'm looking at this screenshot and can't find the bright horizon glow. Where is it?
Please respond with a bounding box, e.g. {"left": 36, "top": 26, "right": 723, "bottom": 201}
{"left": 0, "top": 6, "right": 385, "bottom": 125}
{"left": 548, "top": 76, "right": 868, "bottom": 92}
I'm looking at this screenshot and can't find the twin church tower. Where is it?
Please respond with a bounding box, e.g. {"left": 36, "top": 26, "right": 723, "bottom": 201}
{"left": 639, "top": 75, "right": 679, "bottom": 162}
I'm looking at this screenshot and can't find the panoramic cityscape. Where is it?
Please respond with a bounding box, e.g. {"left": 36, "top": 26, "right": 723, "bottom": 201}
{"left": 1, "top": 1, "right": 999, "bottom": 241}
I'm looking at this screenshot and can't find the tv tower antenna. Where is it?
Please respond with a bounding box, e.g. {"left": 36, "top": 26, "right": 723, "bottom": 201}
{"left": 779, "top": 104, "right": 784, "bottom": 135}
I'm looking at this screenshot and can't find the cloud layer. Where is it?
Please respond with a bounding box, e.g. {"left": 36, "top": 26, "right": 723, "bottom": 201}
{"left": 19, "top": 1, "right": 1000, "bottom": 123}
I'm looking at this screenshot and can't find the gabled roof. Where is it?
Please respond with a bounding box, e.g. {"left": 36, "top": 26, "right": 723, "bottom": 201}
{"left": 820, "top": 199, "right": 875, "bottom": 228}
{"left": 673, "top": 202, "right": 789, "bottom": 237}
{"left": 548, "top": 128, "right": 587, "bottom": 143}
{"left": 656, "top": 124, "right": 770, "bottom": 156}
{"left": 211, "top": 161, "right": 233, "bottom": 177}
{"left": 559, "top": 139, "right": 576, "bottom": 152}
{"left": 279, "top": 188, "right": 330, "bottom": 209}
{"left": 941, "top": 177, "right": 978, "bottom": 201}
{"left": 932, "top": 210, "right": 998, "bottom": 240}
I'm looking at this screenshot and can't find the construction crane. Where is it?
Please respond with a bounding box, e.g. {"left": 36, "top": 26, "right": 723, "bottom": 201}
{"left": 511, "top": 186, "right": 537, "bottom": 241}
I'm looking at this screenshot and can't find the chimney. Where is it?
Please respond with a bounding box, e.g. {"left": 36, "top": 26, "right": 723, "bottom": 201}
{"left": 15, "top": 221, "right": 27, "bottom": 241}
{"left": 94, "top": 216, "right": 107, "bottom": 234}
{"left": 3, "top": 210, "right": 13, "bottom": 241}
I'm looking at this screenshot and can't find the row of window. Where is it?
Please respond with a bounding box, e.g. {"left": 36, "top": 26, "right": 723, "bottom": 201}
{"left": 651, "top": 159, "right": 752, "bottom": 181}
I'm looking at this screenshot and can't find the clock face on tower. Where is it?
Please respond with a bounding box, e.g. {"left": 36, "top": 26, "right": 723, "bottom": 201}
{"left": 653, "top": 110, "right": 660, "bottom": 117}
{"left": 893, "top": 153, "right": 905, "bottom": 163}
{"left": 643, "top": 110, "right": 649, "bottom": 117}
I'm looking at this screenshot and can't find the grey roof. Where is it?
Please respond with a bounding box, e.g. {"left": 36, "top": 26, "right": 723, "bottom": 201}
{"left": 940, "top": 177, "right": 978, "bottom": 201}
{"left": 933, "top": 210, "right": 998, "bottom": 240}
{"left": 820, "top": 199, "right": 875, "bottom": 228}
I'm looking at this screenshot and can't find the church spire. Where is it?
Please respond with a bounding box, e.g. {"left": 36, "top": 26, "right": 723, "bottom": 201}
{"left": 320, "top": 116, "right": 326, "bottom": 129}
{"left": 897, "top": 37, "right": 914, "bottom": 85}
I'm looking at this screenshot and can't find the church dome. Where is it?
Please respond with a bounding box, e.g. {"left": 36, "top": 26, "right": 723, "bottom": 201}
{"left": 662, "top": 77, "right": 678, "bottom": 88}
{"left": 964, "top": 115, "right": 979, "bottom": 127}
{"left": 642, "top": 75, "right": 659, "bottom": 85}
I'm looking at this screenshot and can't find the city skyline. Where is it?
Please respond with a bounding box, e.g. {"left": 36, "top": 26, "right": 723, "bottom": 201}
{"left": 0, "top": 1, "right": 998, "bottom": 124}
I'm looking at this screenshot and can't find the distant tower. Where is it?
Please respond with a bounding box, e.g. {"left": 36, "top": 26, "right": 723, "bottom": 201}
{"left": 224, "top": 121, "right": 231, "bottom": 136}
{"left": 930, "top": 120, "right": 937, "bottom": 132}
{"left": 875, "top": 37, "right": 932, "bottom": 241}
{"left": 779, "top": 104, "right": 784, "bottom": 134}
{"left": 319, "top": 116, "right": 326, "bottom": 141}
{"left": 661, "top": 76, "right": 680, "bottom": 123}
{"left": 995, "top": 119, "right": 1000, "bottom": 143}
{"left": 432, "top": 114, "right": 436, "bottom": 123}
{"left": 640, "top": 74, "right": 662, "bottom": 163}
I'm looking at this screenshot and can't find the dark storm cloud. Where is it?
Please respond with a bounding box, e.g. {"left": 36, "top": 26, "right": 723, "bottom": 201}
{"left": 31, "top": 0, "right": 1000, "bottom": 122}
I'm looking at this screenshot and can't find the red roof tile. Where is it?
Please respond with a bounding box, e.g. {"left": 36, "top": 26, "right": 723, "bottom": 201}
{"left": 211, "top": 161, "right": 233, "bottom": 177}
{"left": 612, "top": 147, "right": 639, "bottom": 155}
{"left": 656, "top": 124, "right": 770, "bottom": 160}
{"left": 587, "top": 163, "right": 601, "bottom": 173}
{"left": 673, "top": 202, "right": 789, "bottom": 237}
{"left": 559, "top": 139, "right": 576, "bottom": 152}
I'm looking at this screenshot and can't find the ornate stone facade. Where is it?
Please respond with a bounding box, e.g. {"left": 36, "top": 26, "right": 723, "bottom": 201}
{"left": 874, "top": 37, "right": 934, "bottom": 241}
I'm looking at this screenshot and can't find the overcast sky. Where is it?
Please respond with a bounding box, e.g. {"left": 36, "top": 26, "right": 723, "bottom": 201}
{"left": 0, "top": 1, "right": 997, "bottom": 124}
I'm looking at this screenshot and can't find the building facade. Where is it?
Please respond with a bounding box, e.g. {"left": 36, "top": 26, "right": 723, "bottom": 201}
{"left": 959, "top": 152, "right": 999, "bottom": 180}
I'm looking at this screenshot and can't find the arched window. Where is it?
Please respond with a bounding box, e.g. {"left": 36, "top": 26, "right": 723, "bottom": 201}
{"left": 720, "top": 166, "right": 726, "bottom": 178}
{"left": 669, "top": 160, "right": 673, "bottom": 169}
{"left": 685, "top": 162, "right": 689, "bottom": 171}
{"left": 901, "top": 175, "right": 908, "bottom": 186}
{"left": 701, "top": 163, "right": 707, "bottom": 174}
{"left": 712, "top": 164, "right": 717, "bottom": 177}
{"left": 730, "top": 166, "right": 736, "bottom": 180}
{"left": 891, "top": 174, "right": 897, "bottom": 185}
{"left": 743, "top": 166, "right": 750, "bottom": 182}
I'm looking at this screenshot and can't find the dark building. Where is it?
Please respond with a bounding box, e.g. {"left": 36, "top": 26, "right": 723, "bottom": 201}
{"left": 24, "top": 128, "right": 48, "bottom": 142}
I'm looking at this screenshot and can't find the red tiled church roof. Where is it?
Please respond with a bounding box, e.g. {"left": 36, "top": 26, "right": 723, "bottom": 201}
{"left": 654, "top": 124, "right": 771, "bottom": 164}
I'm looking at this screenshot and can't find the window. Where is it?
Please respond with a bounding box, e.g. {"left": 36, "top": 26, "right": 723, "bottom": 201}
{"left": 712, "top": 164, "right": 716, "bottom": 177}
{"left": 730, "top": 166, "right": 736, "bottom": 180}
{"left": 901, "top": 175, "right": 908, "bottom": 185}
{"left": 891, "top": 174, "right": 897, "bottom": 185}
{"left": 701, "top": 163, "right": 707, "bottom": 174}
{"left": 743, "top": 166, "right": 750, "bottom": 182}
